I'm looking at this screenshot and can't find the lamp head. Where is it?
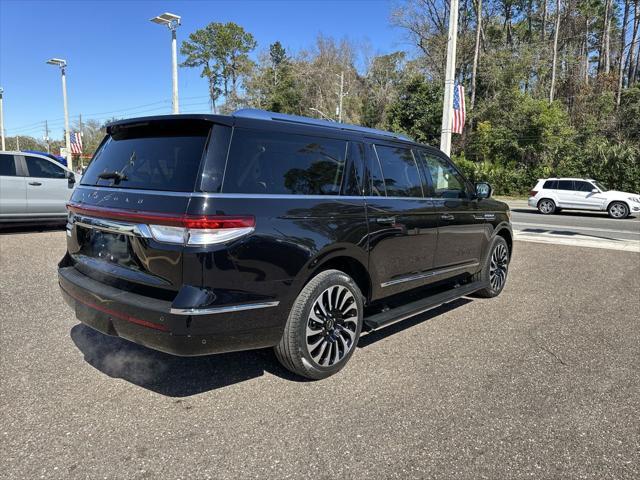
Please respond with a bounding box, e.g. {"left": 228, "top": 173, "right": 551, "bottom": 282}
{"left": 46, "top": 58, "right": 67, "bottom": 68}
{"left": 150, "top": 12, "right": 181, "bottom": 30}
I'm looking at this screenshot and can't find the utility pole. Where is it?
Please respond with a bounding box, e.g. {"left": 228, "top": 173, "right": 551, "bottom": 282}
{"left": 470, "top": 0, "right": 482, "bottom": 110}
{"left": 44, "top": 120, "right": 50, "bottom": 153}
{"left": 335, "top": 71, "right": 347, "bottom": 123}
{"left": 440, "top": 0, "right": 459, "bottom": 157}
{"left": 0, "top": 87, "right": 5, "bottom": 151}
{"left": 16, "top": 135, "right": 20, "bottom": 151}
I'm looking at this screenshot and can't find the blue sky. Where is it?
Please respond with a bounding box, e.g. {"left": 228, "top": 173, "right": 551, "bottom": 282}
{"left": 0, "top": 0, "right": 407, "bottom": 140}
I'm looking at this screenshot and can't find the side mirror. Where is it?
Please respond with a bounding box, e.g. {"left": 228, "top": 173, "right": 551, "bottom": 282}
{"left": 67, "top": 171, "right": 76, "bottom": 188}
{"left": 591, "top": 188, "right": 598, "bottom": 193}
{"left": 475, "top": 182, "right": 492, "bottom": 199}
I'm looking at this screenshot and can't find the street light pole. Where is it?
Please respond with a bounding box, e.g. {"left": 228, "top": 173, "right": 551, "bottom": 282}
{"left": 0, "top": 87, "right": 5, "bottom": 151}
{"left": 47, "top": 58, "right": 72, "bottom": 171}
{"left": 151, "top": 12, "right": 181, "bottom": 114}
{"left": 440, "top": 0, "right": 459, "bottom": 157}
{"left": 171, "top": 28, "right": 179, "bottom": 114}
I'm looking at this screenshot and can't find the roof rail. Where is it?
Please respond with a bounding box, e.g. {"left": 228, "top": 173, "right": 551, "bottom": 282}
{"left": 233, "top": 108, "right": 413, "bottom": 141}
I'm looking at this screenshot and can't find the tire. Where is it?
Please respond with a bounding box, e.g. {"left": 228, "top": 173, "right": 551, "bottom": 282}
{"left": 473, "top": 236, "right": 510, "bottom": 298}
{"left": 274, "top": 269, "right": 364, "bottom": 380}
{"left": 537, "top": 198, "right": 556, "bottom": 215}
{"left": 607, "top": 201, "right": 629, "bottom": 219}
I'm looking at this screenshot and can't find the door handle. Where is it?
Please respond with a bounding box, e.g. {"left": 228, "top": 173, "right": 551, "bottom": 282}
{"left": 376, "top": 216, "right": 396, "bottom": 225}
{"left": 440, "top": 213, "right": 455, "bottom": 221}
{"left": 28, "top": 182, "right": 42, "bottom": 186}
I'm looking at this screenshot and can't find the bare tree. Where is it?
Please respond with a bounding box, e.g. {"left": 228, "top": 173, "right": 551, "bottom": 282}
{"left": 599, "top": 0, "right": 613, "bottom": 74}
{"left": 550, "top": 0, "right": 562, "bottom": 102}
{"left": 617, "top": 1, "right": 631, "bottom": 105}
{"left": 628, "top": 3, "right": 640, "bottom": 85}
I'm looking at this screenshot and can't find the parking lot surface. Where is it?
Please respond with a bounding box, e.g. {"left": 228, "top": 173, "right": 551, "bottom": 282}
{"left": 1, "top": 229, "right": 639, "bottom": 479}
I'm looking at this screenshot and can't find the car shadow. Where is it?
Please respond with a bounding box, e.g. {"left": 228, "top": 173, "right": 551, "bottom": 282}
{"left": 358, "top": 298, "right": 472, "bottom": 348}
{"left": 70, "top": 324, "right": 305, "bottom": 397}
{"left": 71, "top": 298, "right": 474, "bottom": 395}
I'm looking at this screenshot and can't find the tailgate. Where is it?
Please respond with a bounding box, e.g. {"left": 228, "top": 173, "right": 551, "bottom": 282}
{"left": 65, "top": 118, "right": 213, "bottom": 297}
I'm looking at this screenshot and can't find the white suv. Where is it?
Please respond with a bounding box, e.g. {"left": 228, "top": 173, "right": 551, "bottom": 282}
{"left": 528, "top": 178, "right": 640, "bottom": 219}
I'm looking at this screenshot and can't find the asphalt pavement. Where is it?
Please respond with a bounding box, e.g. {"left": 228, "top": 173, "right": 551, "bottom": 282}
{"left": 1, "top": 229, "right": 639, "bottom": 479}
{"left": 502, "top": 199, "right": 640, "bottom": 250}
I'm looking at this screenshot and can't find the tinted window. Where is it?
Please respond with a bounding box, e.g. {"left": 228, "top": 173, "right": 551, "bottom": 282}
{"left": 222, "top": 129, "right": 347, "bottom": 195}
{"left": 25, "top": 156, "right": 65, "bottom": 179}
{"left": 575, "top": 181, "right": 595, "bottom": 192}
{"left": 543, "top": 180, "right": 558, "bottom": 189}
{"left": 199, "top": 124, "right": 232, "bottom": 193}
{"left": 418, "top": 151, "right": 468, "bottom": 199}
{"left": 0, "top": 154, "right": 17, "bottom": 176}
{"left": 342, "top": 142, "right": 364, "bottom": 196}
{"left": 81, "top": 121, "right": 210, "bottom": 192}
{"left": 374, "top": 145, "right": 423, "bottom": 197}
{"left": 557, "top": 180, "right": 574, "bottom": 190}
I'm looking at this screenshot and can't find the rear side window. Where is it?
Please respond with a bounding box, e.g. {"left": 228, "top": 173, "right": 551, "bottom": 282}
{"left": 0, "top": 154, "right": 17, "bottom": 176}
{"left": 373, "top": 145, "right": 423, "bottom": 198}
{"left": 557, "top": 180, "right": 574, "bottom": 190}
{"left": 25, "top": 156, "right": 66, "bottom": 179}
{"left": 222, "top": 128, "right": 347, "bottom": 195}
{"left": 543, "top": 180, "right": 557, "bottom": 189}
{"left": 81, "top": 121, "right": 211, "bottom": 192}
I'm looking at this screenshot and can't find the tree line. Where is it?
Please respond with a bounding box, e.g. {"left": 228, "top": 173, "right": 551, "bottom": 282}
{"left": 177, "top": 1, "right": 639, "bottom": 194}
{"left": 8, "top": 1, "right": 639, "bottom": 193}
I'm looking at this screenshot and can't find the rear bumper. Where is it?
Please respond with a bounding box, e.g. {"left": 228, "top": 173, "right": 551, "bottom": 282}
{"left": 58, "top": 266, "right": 285, "bottom": 356}
{"left": 528, "top": 197, "right": 538, "bottom": 208}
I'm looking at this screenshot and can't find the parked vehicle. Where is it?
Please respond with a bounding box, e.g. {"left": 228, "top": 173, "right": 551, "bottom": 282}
{"left": 528, "top": 178, "right": 640, "bottom": 219}
{"left": 22, "top": 150, "right": 67, "bottom": 167}
{"left": 58, "top": 110, "right": 513, "bottom": 379}
{"left": 0, "top": 151, "right": 78, "bottom": 225}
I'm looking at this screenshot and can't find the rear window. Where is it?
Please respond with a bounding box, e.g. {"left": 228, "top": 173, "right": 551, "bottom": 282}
{"left": 221, "top": 128, "right": 347, "bottom": 195}
{"left": 81, "top": 121, "right": 211, "bottom": 192}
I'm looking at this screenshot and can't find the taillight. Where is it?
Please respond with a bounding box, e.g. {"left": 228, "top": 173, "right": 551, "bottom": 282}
{"left": 529, "top": 190, "right": 538, "bottom": 197}
{"left": 67, "top": 203, "right": 255, "bottom": 246}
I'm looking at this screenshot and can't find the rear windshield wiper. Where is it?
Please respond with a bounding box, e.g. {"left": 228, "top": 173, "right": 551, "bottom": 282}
{"left": 97, "top": 171, "right": 128, "bottom": 184}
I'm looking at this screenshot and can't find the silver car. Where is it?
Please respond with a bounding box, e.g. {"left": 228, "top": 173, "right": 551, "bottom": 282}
{"left": 0, "top": 151, "right": 78, "bottom": 224}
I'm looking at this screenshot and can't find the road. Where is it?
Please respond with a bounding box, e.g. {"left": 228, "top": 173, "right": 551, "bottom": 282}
{"left": 503, "top": 200, "right": 640, "bottom": 250}
{"left": 1, "top": 229, "right": 639, "bottom": 479}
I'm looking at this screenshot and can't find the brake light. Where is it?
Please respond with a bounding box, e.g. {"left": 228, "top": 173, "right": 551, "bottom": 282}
{"left": 529, "top": 190, "right": 538, "bottom": 197}
{"left": 67, "top": 203, "right": 255, "bottom": 246}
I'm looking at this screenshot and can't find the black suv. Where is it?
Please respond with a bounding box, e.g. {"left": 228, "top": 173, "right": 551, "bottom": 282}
{"left": 58, "top": 109, "right": 512, "bottom": 379}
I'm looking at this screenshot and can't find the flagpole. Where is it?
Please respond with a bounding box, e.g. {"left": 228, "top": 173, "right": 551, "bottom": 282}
{"left": 440, "top": 0, "right": 459, "bottom": 157}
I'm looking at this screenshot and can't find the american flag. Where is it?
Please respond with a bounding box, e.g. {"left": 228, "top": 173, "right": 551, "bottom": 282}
{"left": 452, "top": 82, "right": 466, "bottom": 134}
{"left": 70, "top": 132, "right": 83, "bottom": 154}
